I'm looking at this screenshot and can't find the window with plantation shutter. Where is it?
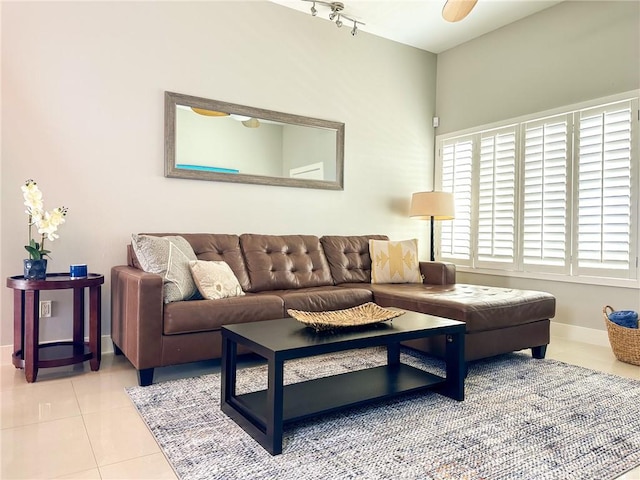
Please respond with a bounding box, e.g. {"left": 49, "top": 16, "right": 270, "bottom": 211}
{"left": 440, "top": 138, "right": 473, "bottom": 265}
{"left": 575, "top": 101, "right": 635, "bottom": 278}
{"left": 435, "top": 93, "right": 639, "bottom": 283}
{"left": 477, "top": 128, "right": 517, "bottom": 267}
{"left": 522, "top": 115, "right": 570, "bottom": 273}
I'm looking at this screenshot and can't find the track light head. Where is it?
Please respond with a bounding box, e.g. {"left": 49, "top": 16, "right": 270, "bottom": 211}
{"left": 302, "top": 0, "right": 363, "bottom": 38}
{"left": 329, "top": 1, "right": 343, "bottom": 20}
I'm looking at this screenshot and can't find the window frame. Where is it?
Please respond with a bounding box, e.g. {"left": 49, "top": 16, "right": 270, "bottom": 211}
{"left": 435, "top": 91, "right": 640, "bottom": 288}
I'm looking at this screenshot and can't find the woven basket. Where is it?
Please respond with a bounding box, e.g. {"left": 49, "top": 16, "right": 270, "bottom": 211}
{"left": 288, "top": 302, "right": 405, "bottom": 332}
{"left": 603, "top": 305, "right": 640, "bottom": 366}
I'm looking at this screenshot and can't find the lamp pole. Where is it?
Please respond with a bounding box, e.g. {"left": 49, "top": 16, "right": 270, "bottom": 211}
{"left": 430, "top": 215, "right": 436, "bottom": 262}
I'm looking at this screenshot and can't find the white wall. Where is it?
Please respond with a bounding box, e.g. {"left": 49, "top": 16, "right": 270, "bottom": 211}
{"left": 436, "top": 1, "right": 640, "bottom": 134}
{"left": 0, "top": 2, "right": 437, "bottom": 345}
{"left": 435, "top": 1, "right": 640, "bottom": 331}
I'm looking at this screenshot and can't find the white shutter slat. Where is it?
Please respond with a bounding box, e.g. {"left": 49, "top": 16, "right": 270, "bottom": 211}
{"left": 477, "top": 129, "right": 517, "bottom": 265}
{"left": 522, "top": 116, "right": 569, "bottom": 270}
{"left": 576, "top": 101, "right": 633, "bottom": 274}
{"left": 441, "top": 139, "right": 473, "bottom": 262}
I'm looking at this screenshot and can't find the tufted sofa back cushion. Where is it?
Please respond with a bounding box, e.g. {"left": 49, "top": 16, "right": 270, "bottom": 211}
{"left": 129, "top": 233, "right": 251, "bottom": 292}
{"left": 181, "top": 234, "right": 252, "bottom": 292}
{"left": 320, "top": 235, "right": 389, "bottom": 284}
{"left": 240, "top": 234, "right": 333, "bottom": 292}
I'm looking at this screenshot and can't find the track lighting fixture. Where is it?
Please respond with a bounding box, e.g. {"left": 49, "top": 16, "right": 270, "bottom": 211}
{"left": 302, "top": 0, "right": 365, "bottom": 36}
{"left": 328, "top": 0, "right": 342, "bottom": 19}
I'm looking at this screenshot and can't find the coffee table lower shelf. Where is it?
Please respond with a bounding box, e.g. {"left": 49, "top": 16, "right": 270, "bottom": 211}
{"left": 226, "top": 363, "right": 444, "bottom": 427}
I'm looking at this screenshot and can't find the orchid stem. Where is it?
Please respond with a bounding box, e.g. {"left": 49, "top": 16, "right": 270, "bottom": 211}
{"left": 27, "top": 214, "right": 32, "bottom": 246}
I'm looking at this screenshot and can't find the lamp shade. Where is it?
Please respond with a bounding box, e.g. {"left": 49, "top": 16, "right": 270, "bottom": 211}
{"left": 409, "top": 191, "right": 455, "bottom": 220}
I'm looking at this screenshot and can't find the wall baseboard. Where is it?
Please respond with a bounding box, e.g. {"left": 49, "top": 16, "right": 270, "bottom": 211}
{"left": 1, "top": 335, "right": 115, "bottom": 366}
{"left": 1, "top": 326, "right": 610, "bottom": 366}
{"left": 550, "top": 321, "right": 609, "bottom": 348}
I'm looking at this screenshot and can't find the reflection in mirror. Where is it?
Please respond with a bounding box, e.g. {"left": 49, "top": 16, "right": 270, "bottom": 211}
{"left": 165, "top": 92, "right": 344, "bottom": 190}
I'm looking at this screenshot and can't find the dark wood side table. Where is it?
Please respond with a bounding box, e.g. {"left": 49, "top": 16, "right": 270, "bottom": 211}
{"left": 6, "top": 273, "right": 104, "bottom": 383}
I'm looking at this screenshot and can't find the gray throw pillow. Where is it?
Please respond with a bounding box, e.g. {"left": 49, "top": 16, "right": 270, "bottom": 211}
{"left": 131, "top": 234, "right": 198, "bottom": 303}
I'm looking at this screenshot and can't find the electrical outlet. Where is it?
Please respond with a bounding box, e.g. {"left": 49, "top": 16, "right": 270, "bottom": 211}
{"left": 40, "top": 300, "right": 52, "bottom": 318}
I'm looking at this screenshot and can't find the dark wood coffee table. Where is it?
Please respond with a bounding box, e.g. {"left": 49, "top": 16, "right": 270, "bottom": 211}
{"left": 221, "top": 310, "right": 465, "bottom": 455}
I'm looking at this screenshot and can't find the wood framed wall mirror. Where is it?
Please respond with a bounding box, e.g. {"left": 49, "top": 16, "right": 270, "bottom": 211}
{"left": 164, "top": 91, "right": 345, "bottom": 190}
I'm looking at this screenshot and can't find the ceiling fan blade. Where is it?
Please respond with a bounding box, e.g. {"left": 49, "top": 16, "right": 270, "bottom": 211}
{"left": 442, "top": 0, "right": 478, "bottom": 23}
{"left": 191, "top": 107, "right": 229, "bottom": 117}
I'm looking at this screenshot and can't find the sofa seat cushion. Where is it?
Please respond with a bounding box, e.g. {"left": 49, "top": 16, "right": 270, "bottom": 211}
{"left": 268, "top": 286, "right": 373, "bottom": 313}
{"left": 339, "top": 283, "right": 555, "bottom": 333}
{"left": 163, "top": 294, "right": 284, "bottom": 335}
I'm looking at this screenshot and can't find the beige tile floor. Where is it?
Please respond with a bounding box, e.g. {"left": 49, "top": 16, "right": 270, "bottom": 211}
{"left": 1, "top": 337, "right": 639, "bottom": 480}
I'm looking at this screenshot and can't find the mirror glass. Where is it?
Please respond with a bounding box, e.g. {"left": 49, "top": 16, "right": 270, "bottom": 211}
{"left": 165, "top": 92, "right": 344, "bottom": 190}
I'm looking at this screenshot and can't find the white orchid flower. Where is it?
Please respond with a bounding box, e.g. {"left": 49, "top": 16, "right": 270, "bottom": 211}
{"left": 37, "top": 207, "right": 67, "bottom": 242}
{"left": 48, "top": 207, "right": 67, "bottom": 227}
{"left": 21, "top": 180, "right": 68, "bottom": 260}
{"left": 22, "top": 180, "right": 44, "bottom": 214}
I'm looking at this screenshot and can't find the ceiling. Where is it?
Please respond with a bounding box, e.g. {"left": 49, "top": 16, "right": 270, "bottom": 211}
{"left": 270, "top": 0, "right": 564, "bottom": 53}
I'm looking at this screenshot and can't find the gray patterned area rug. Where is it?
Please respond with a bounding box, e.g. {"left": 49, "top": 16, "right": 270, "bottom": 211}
{"left": 126, "top": 347, "right": 640, "bottom": 480}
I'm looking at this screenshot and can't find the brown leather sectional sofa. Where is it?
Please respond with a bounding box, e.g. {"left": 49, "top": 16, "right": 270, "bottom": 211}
{"left": 111, "top": 234, "right": 556, "bottom": 386}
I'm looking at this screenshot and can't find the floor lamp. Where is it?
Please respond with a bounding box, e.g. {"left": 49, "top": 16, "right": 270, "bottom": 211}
{"left": 409, "top": 191, "right": 455, "bottom": 262}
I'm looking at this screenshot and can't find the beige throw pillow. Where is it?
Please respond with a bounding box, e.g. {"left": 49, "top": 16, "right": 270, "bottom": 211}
{"left": 189, "top": 260, "right": 245, "bottom": 300}
{"left": 369, "top": 239, "right": 422, "bottom": 284}
{"left": 131, "top": 234, "right": 198, "bottom": 303}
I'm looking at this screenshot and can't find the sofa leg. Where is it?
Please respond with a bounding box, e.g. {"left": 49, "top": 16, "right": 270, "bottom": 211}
{"left": 531, "top": 345, "right": 547, "bottom": 359}
{"left": 138, "top": 368, "right": 154, "bottom": 386}
{"left": 112, "top": 342, "right": 123, "bottom": 356}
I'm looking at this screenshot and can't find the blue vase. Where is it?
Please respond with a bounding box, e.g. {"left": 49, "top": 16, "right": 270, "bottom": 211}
{"left": 23, "top": 259, "right": 47, "bottom": 280}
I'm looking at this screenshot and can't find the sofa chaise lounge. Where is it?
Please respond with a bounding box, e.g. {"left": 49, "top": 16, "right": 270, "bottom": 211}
{"left": 111, "top": 233, "right": 556, "bottom": 386}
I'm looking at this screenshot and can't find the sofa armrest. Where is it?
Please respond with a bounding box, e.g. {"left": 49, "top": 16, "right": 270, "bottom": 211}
{"left": 110, "top": 265, "right": 164, "bottom": 370}
{"left": 419, "top": 261, "right": 456, "bottom": 285}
